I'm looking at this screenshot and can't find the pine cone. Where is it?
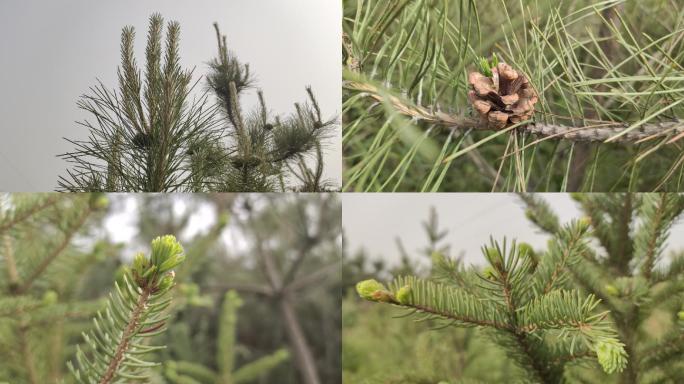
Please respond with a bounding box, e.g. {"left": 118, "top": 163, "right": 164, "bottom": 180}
{"left": 468, "top": 63, "right": 538, "bottom": 129}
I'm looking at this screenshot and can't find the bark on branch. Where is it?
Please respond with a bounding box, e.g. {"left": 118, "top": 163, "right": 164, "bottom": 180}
{"left": 345, "top": 81, "right": 684, "bottom": 143}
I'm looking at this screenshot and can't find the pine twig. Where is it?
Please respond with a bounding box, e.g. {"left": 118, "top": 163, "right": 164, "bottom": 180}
{"left": 345, "top": 81, "right": 684, "bottom": 143}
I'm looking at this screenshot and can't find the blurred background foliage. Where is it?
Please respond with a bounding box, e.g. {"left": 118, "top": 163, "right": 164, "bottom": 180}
{"left": 0, "top": 192, "right": 341, "bottom": 384}
{"left": 343, "top": 0, "right": 684, "bottom": 192}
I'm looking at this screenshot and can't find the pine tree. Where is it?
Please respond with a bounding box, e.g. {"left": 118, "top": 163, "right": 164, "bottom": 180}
{"left": 355, "top": 193, "right": 684, "bottom": 383}
{"left": 205, "top": 24, "right": 337, "bottom": 192}
{"left": 342, "top": 0, "right": 684, "bottom": 192}
{"left": 59, "top": 14, "right": 337, "bottom": 192}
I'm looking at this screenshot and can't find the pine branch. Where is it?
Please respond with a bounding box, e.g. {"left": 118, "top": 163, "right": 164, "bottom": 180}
{"left": 68, "top": 235, "right": 185, "bottom": 383}
{"left": 59, "top": 14, "right": 220, "bottom": 192}
{"left": 344, "top": 80, "right": 684, "bottom": 143}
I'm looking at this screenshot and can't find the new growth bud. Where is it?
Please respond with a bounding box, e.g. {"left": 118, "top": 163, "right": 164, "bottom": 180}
{"left": 217, "top": 213, "right": 230, "bottom": 228}
{"left": 89, "top": 194, "right": 110, "bottom": 210}
{"left": 356, "top": 279, "right": 386, "bottom": 301}
{"left": 482, "top": 266, "right": 497, "bottom": 280}
{"left": 396, "top": 285, "right": 412, "bottom": 305}
{"left": 484, "top": 247, "right": 503, "bottom": 269}
{"left": 604, "top": 284, "right": 619, "bottom": 297}
{"left": 578, "top": 216, "right": 592, "bottom": 231}
{"left": 594, "top": 338, "right": 628, "bottom": 374}
{"left": 156, "top": 271, "right": 175, "bottom": 292}
{"left": 131, "top": 236, "right": 185, "bottom": 291}
{"left": 678, "top": 311, "right": 684, "bottom": 321}
{"left": 42, "top": 290, "right": 58, "bottom": 305}
{"left": 151, "top": 235, "right": 185, "bottom": 272}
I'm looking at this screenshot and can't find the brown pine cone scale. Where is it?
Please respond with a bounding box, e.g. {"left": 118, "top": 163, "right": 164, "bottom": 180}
{"left": 468, "top": 63, "right": 538, "bottom": 129}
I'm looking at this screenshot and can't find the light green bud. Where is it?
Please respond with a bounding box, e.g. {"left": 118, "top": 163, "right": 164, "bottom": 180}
{"left": 478, "top": 57, "right": 493, "bottom": 77}
{"left": 356, "top": 279, "right": 386, "bottom": 301}
{"left": 90, "top": 194, "right": 109, "bottom": 210}
{"left": 396, "top": 285, "right": 412, "bottom": 305}
{"left": 217, "top": 213, "right": 230, "bottom": 228}
{"left": 595, "top": 338, "right": 627, "bottom": 374}
{"left": 430, "top": 251, "right": 443, "bottom": 265}
{"left": 42, "top": 290, "right": 58, "bottom": 305}
{"left": 151, "top": 235, "right": 185, "bottom": 272}
{"left": 225, "top": 290, "right": 244, "bottom": 308}
{"left": 156, "top": 271, "right": 175, "bottom": 292}
{"left": 482, "top": 266, "right": 497, "bottom": 280}
{"left": 179, "top": 283, "right": 199, "bottom": 297}
{"left": 677, "top": 311, "right": 684, "bottom": 321}
{"left": 604, "top": 284, "right": 619, "bottom": 296}
{"left": 484, "top": 247, "right": 503, "bottom": 269}
{"left": 578, "top": 216, "right": 592, "bottom": 231}
{"left": 517, "top": 242, "right": 534, "bottom": 257}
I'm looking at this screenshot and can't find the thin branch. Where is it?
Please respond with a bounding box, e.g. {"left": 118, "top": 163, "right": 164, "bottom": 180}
{"left": 345, "top": 80, "right": 684, "bottom": 143}
{"left": 0, "top": 195, "right": 60, "bottom": 233}
{"left": 16, "top": 207, "right": 92, "bottom": 294}
{"left": 285, "top": 262, "right": 339, "bottom": 293}
{"left": 99, "top": 289, "right": 151, "bottom": 384}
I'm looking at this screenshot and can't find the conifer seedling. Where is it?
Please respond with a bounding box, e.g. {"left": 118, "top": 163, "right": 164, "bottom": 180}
{"left": 355, "top": 193, "right": 684, "bottom": 383}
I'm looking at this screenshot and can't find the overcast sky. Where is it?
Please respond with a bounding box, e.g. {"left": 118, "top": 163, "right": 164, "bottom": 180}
{"left": 343, "top": 193, "right": 684, "bottom": 268}
{"left": 0, "top": 0, "right": 341, "bottom": 191}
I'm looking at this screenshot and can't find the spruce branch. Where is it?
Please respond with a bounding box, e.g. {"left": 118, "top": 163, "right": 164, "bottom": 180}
{"left": 635, "top": 194, "right": 684, "bottom": 280}
{"left": 356, "top": 219, "right": 630, "bottom": 378}
{"left": 360, "top": 276, "right": 511, "bottom": 329}
{"left": 532, "top": 220, "right": 591, "bottom": 296}
{"left": 0, "top": 194, "right": 60, "bottom": 234}
{"left": 15, "top": 204, "right": 95, "bottom": 295}
{"left": 519, "top": 193, "right": 561, "bottom": 234}
{"left": 163, "top": 290, "right": 289, "bottom": 384}
{"left": 68, "top": 235, "right": 185, "bottom": 383}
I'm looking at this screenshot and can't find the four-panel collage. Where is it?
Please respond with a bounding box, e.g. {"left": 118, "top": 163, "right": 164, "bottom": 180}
{"left": 1, "top": 1, "right": 683, "bottom": 383}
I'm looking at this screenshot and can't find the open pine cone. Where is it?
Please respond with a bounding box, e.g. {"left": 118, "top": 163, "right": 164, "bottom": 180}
{"left": 468, "top": 63, "right": 538, "bottom": 129}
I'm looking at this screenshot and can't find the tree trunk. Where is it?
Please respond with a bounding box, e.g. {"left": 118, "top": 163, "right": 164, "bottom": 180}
{"left": 279, "top": 294, "right": 321, "bottom": 384}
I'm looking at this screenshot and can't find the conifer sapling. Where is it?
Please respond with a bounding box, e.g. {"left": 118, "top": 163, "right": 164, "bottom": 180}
{"left": 356, "top": 222, "right": 630, "bottom": 381}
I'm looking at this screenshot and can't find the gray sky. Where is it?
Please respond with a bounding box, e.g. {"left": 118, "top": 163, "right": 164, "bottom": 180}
{"left": 343, "top": 193, "right": 684, "bottom": 268}
{"left": 0, "top": 0, "right": 341, "bottom": 191}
